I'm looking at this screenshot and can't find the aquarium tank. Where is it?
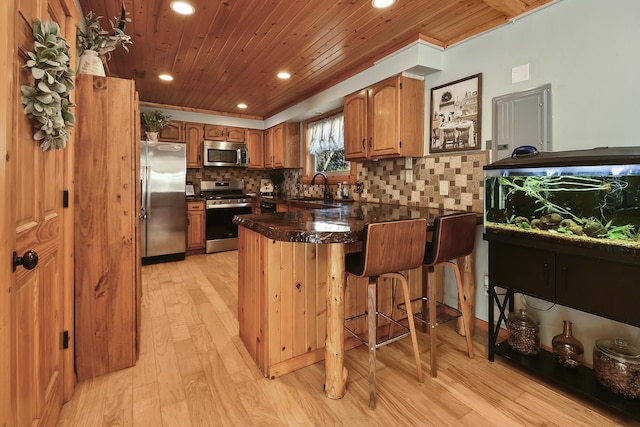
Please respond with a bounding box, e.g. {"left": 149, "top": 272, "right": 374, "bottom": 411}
{"left": 484, "top": 147, "right": 640, "bottom": 251}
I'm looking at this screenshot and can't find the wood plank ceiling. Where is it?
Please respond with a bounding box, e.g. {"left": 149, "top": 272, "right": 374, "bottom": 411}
{"left": 76, "top": 0, "right": 555, "bottom": 119}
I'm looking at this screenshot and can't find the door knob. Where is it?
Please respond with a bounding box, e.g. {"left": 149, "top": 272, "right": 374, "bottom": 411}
{"left": 13, "top": 250, "right": 39, "bottom": 272}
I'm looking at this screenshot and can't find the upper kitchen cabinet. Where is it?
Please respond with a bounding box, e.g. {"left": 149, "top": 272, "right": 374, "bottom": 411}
{"left": 185, "top": 122, "right": 203, "bottom": 168}
{"left": 159, "top": 120, "right": 185, "bottom": 142}
{"left": 246, "top": 128, "right": 265, "bottom": 169}
{"left": 264, "top": 122, "right": 300, "bottom": 169}
{"left": 204, "top": 124, "right": 245, "bottom": 142}
{"left": 344, "top": 74, "right": 425, "bottom": 160}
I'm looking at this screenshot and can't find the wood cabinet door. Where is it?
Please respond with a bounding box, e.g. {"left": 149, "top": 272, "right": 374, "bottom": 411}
{"left": 203, "top": 124, "right": 226, "bottom": 140}
{"left": 344, "top": 90, "right": 368, "bottom": 160}
{"left": 75, "top": 76, "right": 137, "bottom": 381}
{"left": 185, "top": 123, "right": 203, "bottom": 168}
{"left": 159, "top": 121, "right": 184, "bottom": 142}
{"left": 226, "top": 126, "right": 245, "bottom": 142}
{"left": 272, "top": 124, "right": 285, "bottom": 168}
{"left": 489, "top": 242, "right": 555, "bottom": 301}
{"left": 186, "top": 202, "right": 205, "bottom": 250}
{"left": 246, "top": 129, "right": 264, "bottom": 169}
{"left": 368, "top": 77, "right": 401, "bottom": 158}
{"left": 264, "top": 127, "right": 274, "bottom": 168}
{"left": 556, "top": 254, "right": 640, "bottom": 327}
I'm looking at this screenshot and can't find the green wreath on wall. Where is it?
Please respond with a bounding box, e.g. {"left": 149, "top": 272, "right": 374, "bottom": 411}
{"left": 20, "top": 19, "right": 75, "bottom": 151}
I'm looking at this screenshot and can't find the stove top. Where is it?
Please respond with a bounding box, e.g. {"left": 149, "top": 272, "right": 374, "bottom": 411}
{"left": 199, "top": 180, "right": 252, "bottom": 204}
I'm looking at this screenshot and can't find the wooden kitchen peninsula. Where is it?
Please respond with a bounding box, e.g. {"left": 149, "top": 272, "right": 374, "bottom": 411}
{"left": 234, "top": 202, "right": 481, "bottom": 399}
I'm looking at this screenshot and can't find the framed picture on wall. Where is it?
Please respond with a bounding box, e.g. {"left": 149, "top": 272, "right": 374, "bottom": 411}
{"left": 429, "top": 73, "right": 482, "bottom": 153}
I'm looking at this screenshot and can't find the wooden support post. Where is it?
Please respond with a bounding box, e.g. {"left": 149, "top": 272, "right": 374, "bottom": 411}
{"left": 455, "top": 248, "right": 476, "bottom": 337}
{"left": 325, "top": 243, "right": 348, "bottom": 399}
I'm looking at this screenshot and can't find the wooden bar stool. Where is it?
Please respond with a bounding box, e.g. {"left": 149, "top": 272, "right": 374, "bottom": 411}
{"left": 344, "top": 219, "right": 427, "bottom": 409}
{"left": 402, "top": 212, "right": 476, "bottom": 377}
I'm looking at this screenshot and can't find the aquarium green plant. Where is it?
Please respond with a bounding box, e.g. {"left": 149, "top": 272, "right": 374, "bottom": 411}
{"left": 498, "top": 176, "right": 628, "bottom": 225}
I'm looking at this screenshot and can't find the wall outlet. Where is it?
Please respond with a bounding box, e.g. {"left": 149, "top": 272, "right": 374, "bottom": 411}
{"left": 483, "top": 274, "right": 489, "bottom": 296}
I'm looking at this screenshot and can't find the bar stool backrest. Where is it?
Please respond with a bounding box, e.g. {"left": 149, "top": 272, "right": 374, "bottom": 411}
{"left": 423, "top": 213, "right": 477, "bottom": 267}
{"left": 347, "top": 219, "right": 427, "bottom": 278}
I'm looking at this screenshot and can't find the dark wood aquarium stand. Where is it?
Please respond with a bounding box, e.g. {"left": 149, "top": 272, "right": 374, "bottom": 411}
{"left": 486, "top": 230, "right": 640, "bottom": 421}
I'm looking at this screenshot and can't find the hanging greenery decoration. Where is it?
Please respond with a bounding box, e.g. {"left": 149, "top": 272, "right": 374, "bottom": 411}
{"left": 20, "top": 19, "right": 75, "bottom": 151}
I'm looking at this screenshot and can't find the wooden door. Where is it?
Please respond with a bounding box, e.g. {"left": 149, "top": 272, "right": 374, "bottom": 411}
{"left": 264, "top": 127, "right": 274, "bottom": 168}
{"left": 203, "top": 124, "right": 226, "bottom": 140}
{"left": 368, "top": 77, "right": 400, "bottom": 158}
{"left": 186, "top": 201, "right": 205, "bottom": 250}
{"left": 158, "top": 121, "right": 184, "bottom": 142}
{"left": 185, "top": 122, "right": 203, "bottom": 167}
{"left": 272, "top": 124, "right": 284, "bottom": 167}
{"left": 8, "top": 0, "right": 78, "bottom": 425}
{"left": 226, "top": 126, "right": 245, "bottom": 142}
{"left": 343, "top": 90, "right": 368, "bottom": 160}
{"left": 246, "top": 129, "right": 264, "bottom": 169}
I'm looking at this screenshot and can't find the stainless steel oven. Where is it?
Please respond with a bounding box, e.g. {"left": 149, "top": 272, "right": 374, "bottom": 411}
{"left": 203, "top": 140, "right": 248, "bottom": 167}
{"left": 201, "top": 180, "right": 252, "bottom": 253}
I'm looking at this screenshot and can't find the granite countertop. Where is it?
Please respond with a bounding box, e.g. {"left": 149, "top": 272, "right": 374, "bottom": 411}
{"left": 233, "top": 200, "right": 481, "bottom": 244}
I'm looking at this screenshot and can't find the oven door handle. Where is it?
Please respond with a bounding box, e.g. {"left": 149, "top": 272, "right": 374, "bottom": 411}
{"left": 207, "top": 202, "right": 250, "bottom": 209}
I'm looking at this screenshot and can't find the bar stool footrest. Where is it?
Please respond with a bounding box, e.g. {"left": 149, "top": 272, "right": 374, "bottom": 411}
{"left": 397, "top": 297, "right": 463, "bottom": 326}
{"left": 345, "top": 312, "right": 411, "bottom": 348}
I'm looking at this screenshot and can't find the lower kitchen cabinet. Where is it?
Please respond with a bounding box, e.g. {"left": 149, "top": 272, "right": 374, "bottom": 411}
{"left": 187, "top": 200, "right": 205, "bottom": 252}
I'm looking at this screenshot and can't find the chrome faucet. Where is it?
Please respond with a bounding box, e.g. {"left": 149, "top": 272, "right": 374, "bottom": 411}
{"left": 311, "top": 172, "right": 333, "bottom": 201}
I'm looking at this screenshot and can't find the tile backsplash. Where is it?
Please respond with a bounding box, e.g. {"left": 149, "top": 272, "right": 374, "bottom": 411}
{"left": 355, "top": 151, "right": 489, "bottom": 212}
{"left": 187, "top": 150, "right": 488, "bottom": 212}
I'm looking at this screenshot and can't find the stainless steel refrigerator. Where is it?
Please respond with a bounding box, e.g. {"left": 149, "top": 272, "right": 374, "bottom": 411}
{"left": 140, "top": 140, "right": 187, "bottom": 264}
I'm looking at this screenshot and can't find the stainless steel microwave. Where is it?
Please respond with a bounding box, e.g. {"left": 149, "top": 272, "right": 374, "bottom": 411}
{"left": 203, "top": 140, "right": 248, "bottom": 167}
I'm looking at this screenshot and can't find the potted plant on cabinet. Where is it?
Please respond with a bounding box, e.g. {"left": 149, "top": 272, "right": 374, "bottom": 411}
{"left": 76, "top": 7, "right": 132, "bottom": 76}
{"left": 141, "top": 110, "right": 171, "bottom": 141}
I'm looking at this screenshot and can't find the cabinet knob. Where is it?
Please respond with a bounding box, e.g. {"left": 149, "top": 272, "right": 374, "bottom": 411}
{"left": 362, "top": 138, "right": 365, "bottom": 149}
{"left": 368, "top": 137, "right": 372, "bottom": 148}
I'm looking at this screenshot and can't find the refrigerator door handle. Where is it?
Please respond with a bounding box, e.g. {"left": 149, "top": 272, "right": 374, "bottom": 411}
{"left": 145, "top": 165, "right": 152, "bottom": 219}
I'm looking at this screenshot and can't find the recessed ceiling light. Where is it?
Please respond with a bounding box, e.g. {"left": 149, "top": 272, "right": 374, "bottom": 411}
{"left": 170, "top": 1, "right": 195, "bottom": 15}
{"left": 372, "top": 0, "right": 395, "bottom": 8}
{"left": 277, "top": 71, "right": 291, "bottom": 79}
{"left": 159, "top": 74, "right": 174, "bottom": 81}
{"left": 237, "top": 103, "right": 248, "bottom": 109}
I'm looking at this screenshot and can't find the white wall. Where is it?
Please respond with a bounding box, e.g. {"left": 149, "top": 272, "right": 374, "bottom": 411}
{"left": 434, "top": 0, "right": 640, "bottom": 361}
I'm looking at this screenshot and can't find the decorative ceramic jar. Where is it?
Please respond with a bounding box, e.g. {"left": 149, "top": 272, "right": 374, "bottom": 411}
{"left": 507, "top": 309, "right": 540, "bottom": 356}
{"left": 593, "top": 337, "right": 640, "bottom": 400}
{"left": 77, "top": 50, "right": 106, "bottom": 77}
{"left": 552, "top": 320, "right": 584, "bottom": 368}
{"left": 145, "top": 132, "right": 159, "bottom": 142}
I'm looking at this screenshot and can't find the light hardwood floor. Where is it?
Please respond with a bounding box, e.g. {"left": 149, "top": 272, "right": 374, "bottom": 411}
{"left": 57, "top": 252, "right": 636, "bottom": 426}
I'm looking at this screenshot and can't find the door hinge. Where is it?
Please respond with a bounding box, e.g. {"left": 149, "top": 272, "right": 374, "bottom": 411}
{"left": 62, "top": 190, "right": 69, "bottom": 208}
{"left": 62, "top": 330, "right": 70, "bottom": 349}
{"left": 399, "top": 140, "right": 402, "bottom": 148}
{"left": 399, "top": 82, "right": 403, "bottom": 89}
